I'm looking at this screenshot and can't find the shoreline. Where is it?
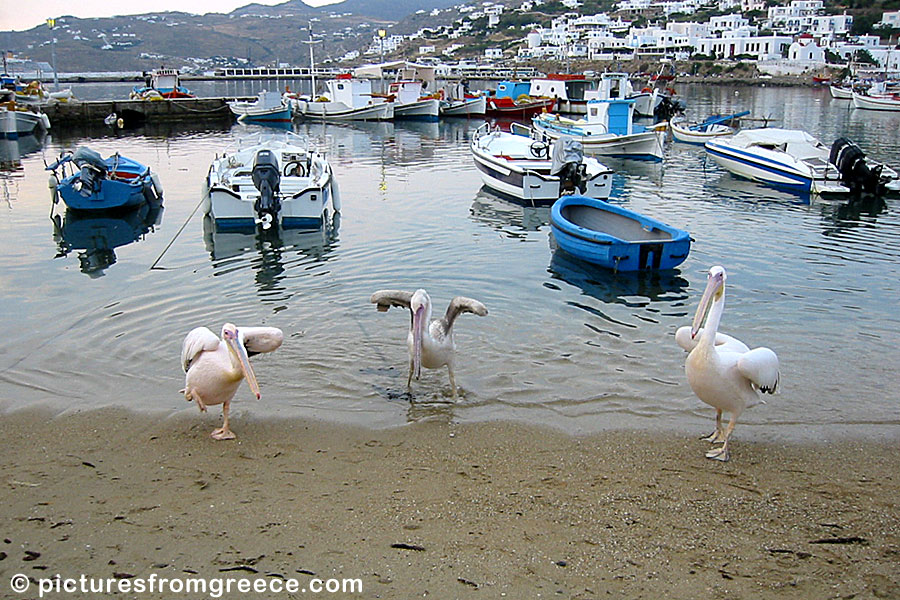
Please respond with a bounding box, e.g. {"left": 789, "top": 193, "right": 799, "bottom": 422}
{"left": 2, "top": 406, "right": 899, "bottom": 598}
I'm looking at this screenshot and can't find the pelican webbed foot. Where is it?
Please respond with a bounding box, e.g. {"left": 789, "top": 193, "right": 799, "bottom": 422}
{"left": 211, "top": 427, "right": 236, "bottom": 441}
{"left": 705, "top": 445, "right": 730, "bottom": 462}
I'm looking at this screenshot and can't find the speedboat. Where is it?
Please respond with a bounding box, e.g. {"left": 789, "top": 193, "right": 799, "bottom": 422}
{"left": 705, "top": 128, "right": 899, "bottom": 195}
{"left": 550, "top": 195, "right": 690, "bottom": 272}
{"left": 47, "top": 147, "right": 164, "bottom": 211}
{"left": 205, "top": 132, "right": 340, "bottom": 230}
{"left": 228, "top": 91, "right": 293, "bottom": 125}
{"left": 533, "top": 97, "right": 666, "bottom": 160}
{"left": 470, "top": 122, "right": 613, "bottom": 205}
{"left": 289, "top": 75, "right": 393, "bottom": 121}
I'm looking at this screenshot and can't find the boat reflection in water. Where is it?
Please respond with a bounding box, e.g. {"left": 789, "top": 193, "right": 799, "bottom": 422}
{"left": 202, "top": 212, "right": 340, "bottom": 301}
{"left": 1, "top": 130, "right": 47, "bottom": 172}
{"left": 547, "top": 246, "right": 690, "bottom": 306}
{"left": 51, "top": 199, "right": 164, "bottom": 277}
{"left": 468, "top": 186, "right": 551, "bottom": 236}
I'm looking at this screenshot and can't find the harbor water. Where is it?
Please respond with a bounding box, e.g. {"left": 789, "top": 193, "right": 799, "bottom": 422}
{"left": 1, "top": 83, "right": 898, "bottom": 441}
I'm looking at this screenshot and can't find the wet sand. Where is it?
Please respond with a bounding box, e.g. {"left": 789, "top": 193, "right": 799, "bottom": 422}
{"left": 1, "top": 406, "right": 899, "bottom": 598}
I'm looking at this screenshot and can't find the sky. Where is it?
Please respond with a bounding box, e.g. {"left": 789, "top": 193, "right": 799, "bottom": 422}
{"left": 0, "top": 0, "right": 341, "bottom": 32}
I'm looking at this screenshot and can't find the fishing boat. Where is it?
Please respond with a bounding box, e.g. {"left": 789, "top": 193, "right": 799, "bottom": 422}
{"left": 670, "top": 111, "right": 749, "bottom": 144}
{"left": 47, "top": 147, "right": 164, "bottom": 211}
{"left": 470, "top": 122, "right": 613, "bottom": 205}
{"left": 290, "top": 75, "right": 393, "bottom": 121}
{"left": 829, "top": 84, "right": 853, "bottom": 99}
{"left": 387, "top": 80, "right": 440, "bottom": 121}
{"left": 851, "top": 91, "right": 900, "bottom": 112}
{"left": 532, "top": 97, "right": 666, "bottom": 160}
{"left": 485, "top": 80, "right": 556, "bottom": 118}
{"left": 228, "top": 91, "right": 293, "bottom": 125}
{"left": 1, "top": 90, "right": 51, "bottom": 137}
{"left": 440, "top": 95, "right": 487, "bottom": 117}
{"left": 705, "top": 128, "right": 899, "bottom": 195}
{"left": 550, "top": 195, "right": 691, "bottom": 272}
{"left": 205, "top": 132, "right": 340, "bottom": 230}
{"left": 131, "top": 68, "right": 194, "bottom": 100}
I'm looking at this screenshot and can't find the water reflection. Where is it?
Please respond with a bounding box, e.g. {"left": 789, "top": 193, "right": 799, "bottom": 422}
{"left": 468, "top": 187, "right": 550, "bottom": 236}
{"left": 818, "top": 193, "right": 888, "bottom": 236}
{"left": 202, "top": 212, "right": 340, "bottom": 305}
{"left": 547, "top": 249, "right": 690, "bottom": 307}
{"left": 51, "top": 199, "right": 164, "bottom": 277}
{"left": 0, "top": 130, "right": 47, "bottom": 172}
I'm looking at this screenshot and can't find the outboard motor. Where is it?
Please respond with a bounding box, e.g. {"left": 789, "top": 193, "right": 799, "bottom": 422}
{"left": 550, "top": 136, "right": 588, "bottom": 197}
{"left": 251, "top": 149, "right": 281, "bottom": 229}
{"left": 829, "top": 137, "right": 883, "bottom": 195}
{"left": 72, "top": 147, "right": 108, "bottom": 197}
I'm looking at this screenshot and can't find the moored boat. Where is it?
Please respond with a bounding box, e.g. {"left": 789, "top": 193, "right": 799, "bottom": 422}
{"left": 829, "top": 84, "right": 852, "bottom": 99}
{"left": 440, "top": 95, "right": 487, "bottom": 117}
{"left": 670, "top": 111, "right": 749, "bottom": 144}
{"left": 205, "top": 132, "right": 340, "bottom": 230}
{"left": 470, "top": 122, "right": 613, "bottom": 205}
{"left": 228, "top": 91, "right": 293, "bottom": 125}
{"left": 290, "top": 75, "right": 393, "bottom": 121}
{"left": 550, "top": 195, "right": 691, "bottom": 272}
{"left": 47, "top": 147, "right": 163, "bottom": 211}
{"left": 387, "top": 80, "right": 440, "bottom": 121}
{"left": 851, "top": 91, "right": 900, "bottom": 111}
{"left": 131, "top": 68, "right": 195, "bottom": 100}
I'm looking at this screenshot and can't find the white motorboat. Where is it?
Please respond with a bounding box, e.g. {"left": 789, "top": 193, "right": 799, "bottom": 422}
{"left": 205, "top": 132, "right": 341, "bottom": 230}
{"left": 470, "top": 122, "right": 614, "bottom": 204}
{"left": 388, "top": 81, "right": 440, "bottom": 121}
{"left": 440, "top": 95, "right": 487, "bottom": 117}
{"left": 290, "top": 76, "right": 393, "bottom": 121}
{"left": 532, "top": 96, "right": 666, "bottom": 161}
{"left": 705, "top": 128, "right": 899, "bottom": 196}
{"left": 851, "top": 91, "right": 900, "bottom": 112}
{"left": 228, "top": 91, "right": 293, "bottom": 125}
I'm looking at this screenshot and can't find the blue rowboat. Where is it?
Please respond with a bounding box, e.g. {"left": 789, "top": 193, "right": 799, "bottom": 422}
{"left": 550, "top": 195, "right": 690, "bottom": 271}
{"left": 47, "top": 147, "right": 163, "bottom": 211}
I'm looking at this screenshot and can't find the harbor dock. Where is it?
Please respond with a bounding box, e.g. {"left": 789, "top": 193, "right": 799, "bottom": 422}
{"left": 42, "top": 97, "right": 248, "bottom": 126}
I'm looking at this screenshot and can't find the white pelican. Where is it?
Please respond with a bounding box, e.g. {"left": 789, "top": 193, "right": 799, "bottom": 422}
{"left": 677, "top": 266, "right": 780, "bottom": 461}
{"left": 180, "top": 323, "right": 283, "bottom": 440}
{"left": 371, "top": 289, "right": 488, "bottom": 400}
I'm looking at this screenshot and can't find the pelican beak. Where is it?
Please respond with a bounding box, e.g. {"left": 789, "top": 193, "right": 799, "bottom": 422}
{"left": 412, "top": 304, "right": 425, "bottom": 380}
{"left": 691, "top": 270, "right": 724, "bottom": 339}
{"left": 227, "top": 330, "right": 261, "bottom": 400}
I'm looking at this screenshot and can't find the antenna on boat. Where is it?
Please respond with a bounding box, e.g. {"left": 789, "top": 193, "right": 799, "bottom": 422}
{"left": 303, "top": 21, "right": 322, "bottom": 98}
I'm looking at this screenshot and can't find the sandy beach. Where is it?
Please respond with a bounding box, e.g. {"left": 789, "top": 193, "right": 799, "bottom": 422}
{"left": 1, "top": 406, "right": 898, "bottom": 599}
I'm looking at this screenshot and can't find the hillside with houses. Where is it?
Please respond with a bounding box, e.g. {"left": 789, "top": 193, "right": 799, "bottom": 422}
{"left": 1, "top": 0, "right": 899, "bottom": 77}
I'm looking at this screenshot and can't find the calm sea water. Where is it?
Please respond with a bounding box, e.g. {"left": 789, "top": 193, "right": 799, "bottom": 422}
{"left": 1, "top": 83, "right": 898, "bottom": 441}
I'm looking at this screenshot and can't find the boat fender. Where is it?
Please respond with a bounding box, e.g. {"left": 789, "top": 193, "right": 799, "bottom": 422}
{"left": 330, "top": 172, "right": 342, "bottom": 213}
{"left": 150, "top": 172, "right": 164, "bottom": 198}
{"left": 40, "top": 113, "right": 51, "bottom": 130}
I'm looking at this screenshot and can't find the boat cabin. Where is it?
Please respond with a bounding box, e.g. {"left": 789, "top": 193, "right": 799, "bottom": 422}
{"left": 388, "top": 80, "right": 427, "bottom": 104}
{"left": 585, "top": 98, "right": 637, "bottom": 135}
{"left": 529, "top": 74, "right": 596, "bottom": 101}
{"left": 494, "top": 81, "right": 531, "bottom": 99}
{"left": 326, "top": 76, "right": 378, "bottom": 107}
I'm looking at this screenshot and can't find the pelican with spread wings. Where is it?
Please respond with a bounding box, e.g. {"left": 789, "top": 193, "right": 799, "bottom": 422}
{"left": 371, "top": 289, "right": 488, "bottom": 400}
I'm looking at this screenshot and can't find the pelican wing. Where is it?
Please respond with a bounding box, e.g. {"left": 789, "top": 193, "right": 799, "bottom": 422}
{"left": 181, "top": 326, "right": 221, "bottom": 372}
{"left": 370, "top": 290, "right": 413, "bottom": 312}
{"left": 240, "top": 326, "right": 284, "bottom": 356}
{"left": 442, "top": 296, "right": 488, "bottom": 331}
{"left": 675, "top": 326, "right": 750, "bottom": 353}
{"left": 738, "top": 347, "right": 780, "bottom": 394}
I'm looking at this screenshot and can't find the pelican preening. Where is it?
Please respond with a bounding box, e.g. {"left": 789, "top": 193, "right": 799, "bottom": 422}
{"left": 371, "top": 289, "right": 488, "bottom": 400}
{"left": 181, "top": 323, "right": 283, "bottom": 440}
{"left": 677, "top": 266, "right": 780, "bottom": 462}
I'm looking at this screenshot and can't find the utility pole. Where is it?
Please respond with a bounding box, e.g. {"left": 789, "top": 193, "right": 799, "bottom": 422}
{"left": 46, "top": 17, "right": 59, "bottom": 90}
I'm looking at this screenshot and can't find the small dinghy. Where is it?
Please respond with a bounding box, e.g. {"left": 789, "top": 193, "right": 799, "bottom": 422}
{"left": 47, "top": 147, "right": 163, "bottom": 211}
{"left": 670, "top": 111, "right": 748, "bottom": 144}
{"left": 550, "top": 195, "right": 690, "bottom": 272}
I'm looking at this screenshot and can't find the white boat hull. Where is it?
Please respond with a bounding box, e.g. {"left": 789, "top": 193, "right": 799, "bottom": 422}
{"left": 852, "top": 92, "right": 900, "bottom": 111}
{"left": 470, "top": 126, "right": 613, "bottom": 203}
{"left": 829, "top": 85, "right": 852, "bottom": 99}
{"left": 205, "top": 134, "right": 339, "bottom": 229}
{"left": 440, "top": 96, "right": 487, "bottom": 117}
{"left": 393, "top": 98, "right": 440, "bottom": 121}
{"left": 670, "top": 122, "right": 734, "bottom": 144}
{"left": 294, "top": 99, "right": 393, "bottom": 121}
{"left": 534, "top": 119, "right": 665, "bottom": 160}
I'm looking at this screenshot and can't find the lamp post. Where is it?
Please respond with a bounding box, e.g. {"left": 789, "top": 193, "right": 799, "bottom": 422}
{"left": 46, "top": 17, "right": 59, "bottom": 90}
{"left": 378, "top": 29, "right": 386, "bottom": 92}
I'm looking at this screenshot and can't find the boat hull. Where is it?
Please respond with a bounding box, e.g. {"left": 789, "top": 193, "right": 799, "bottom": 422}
{"left": 852, "top": 92, "right": 900, "bottom": 111}
{"left": 393, "top": 98, "right": 440, "bottom": 121}
{"left": 550, "top": 195, "right": 690, "bottom": 272}
{"left": 470, "top": 129, "right": 613, "bottom": 204}
{"left": 485, "top": 98, "right": 556, "bottom": 119}
{"left": 533, "top": 118, "right": 665, "bottom": 160}
{"left": 670, "top": 122, "right": 734, "bottom": 144}
{"left": 829, "top": 85, "right": 852, "bottom": 99}
{"left": 294, "top": 100, "right": 393, "bottom": 121}
{"left": 704, "top": 141, "right": 812, "bottom": 192}
{"left": 440, "top": 96, "right": 487, "bottom": 117}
